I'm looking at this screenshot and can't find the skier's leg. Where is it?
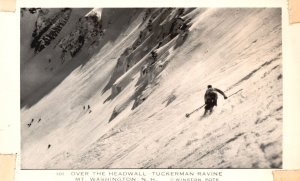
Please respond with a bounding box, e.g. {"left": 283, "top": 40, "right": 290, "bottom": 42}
{"left": 203, "top": 109, "right": 207, "bottom": 116}
{"left": 209, "top": 106, "right": 213, "bottom": 114}
{"left": 203, "top": 105, "right": 208, "bottom": 116}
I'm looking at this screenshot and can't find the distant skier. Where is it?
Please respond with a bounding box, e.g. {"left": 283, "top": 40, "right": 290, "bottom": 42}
{"left": 204, "top": 85, "right": 227, "bottom": 115}
{"left": 27, "top": 119, "right": 34, "bottom": 127}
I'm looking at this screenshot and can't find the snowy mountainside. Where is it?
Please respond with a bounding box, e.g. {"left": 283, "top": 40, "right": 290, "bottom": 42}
{"left": 21, "top": 8, "right": 282, "bottom": 169}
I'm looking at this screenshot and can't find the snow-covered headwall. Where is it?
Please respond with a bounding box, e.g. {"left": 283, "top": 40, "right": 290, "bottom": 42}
{"left": 21, "top": 8, "right": 282, "bottom": 169}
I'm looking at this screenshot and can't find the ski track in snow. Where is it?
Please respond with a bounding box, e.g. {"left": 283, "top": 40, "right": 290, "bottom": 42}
{"left": 21, "top": 8, "right": 282, "bottom": 169}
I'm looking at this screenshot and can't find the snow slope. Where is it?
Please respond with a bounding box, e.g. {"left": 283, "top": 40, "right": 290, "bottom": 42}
{"left": 21, "top": 8, "right": 282, "bottom": 169}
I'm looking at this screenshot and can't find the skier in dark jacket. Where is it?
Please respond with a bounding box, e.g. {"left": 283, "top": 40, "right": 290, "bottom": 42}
{"left": 204, "top": 85, "right": 227, "bottom": 115}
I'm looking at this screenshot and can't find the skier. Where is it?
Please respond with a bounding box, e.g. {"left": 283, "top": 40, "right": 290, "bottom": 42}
{"left": 204, "top": 85, "right": 227, "bottom": 115}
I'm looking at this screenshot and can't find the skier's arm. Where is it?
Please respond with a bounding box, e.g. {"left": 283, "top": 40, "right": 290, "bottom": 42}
{"left": 214, "top": 88, "right": 227, "bottom": 99}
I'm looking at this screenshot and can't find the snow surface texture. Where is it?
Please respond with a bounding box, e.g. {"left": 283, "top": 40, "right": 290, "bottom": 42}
{"left": 21, "top": 8, "right": 282, "bottom": 169}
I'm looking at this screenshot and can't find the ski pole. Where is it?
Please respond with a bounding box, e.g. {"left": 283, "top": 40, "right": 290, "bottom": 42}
{"left": 185, "top": 104, "right": 205, "bottom": 118}
{"left": 226, "top": 88, "right": 243, "bottom": 99}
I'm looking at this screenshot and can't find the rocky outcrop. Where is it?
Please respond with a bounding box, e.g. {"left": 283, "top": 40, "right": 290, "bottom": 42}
{"left": 57, "top": 12, "right": 102, "bottom": 63}
{"left": 104, "top": 8, "right": 195, "bottom": 97}
{"left": 30, "top": 8, "right": 72, "bottom": 53}
{"left": 106, "top": 8, "right": 195, "bottom": 121}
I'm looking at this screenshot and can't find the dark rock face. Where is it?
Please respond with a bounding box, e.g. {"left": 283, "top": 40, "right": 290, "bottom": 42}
{"left": 103, "top": 8, "right": 194, "bottom": 95}
{"left": 57, "top": 12, "right": 102, "bottom": 63}
{"left": 30, "top": 8, "right": 72, "bottom": 53}
{"left": 104, "top": 8, "right": 195, "bottom": 121}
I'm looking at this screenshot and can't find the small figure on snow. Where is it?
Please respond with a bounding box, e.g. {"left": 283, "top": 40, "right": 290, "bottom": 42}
{"left": 27, "top": 119, "right": 34, "bottom": 127}
{"left": 204, "top": 85, "right": 227, "bottom": 115}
